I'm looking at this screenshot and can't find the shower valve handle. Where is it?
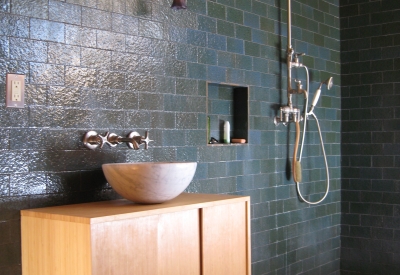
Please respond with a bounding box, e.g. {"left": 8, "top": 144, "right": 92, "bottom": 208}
{"left": 292, "top": 53, "right": 305, "bottom": 67}
{"left": 294, "top": 79, "right": 304, "bottom": 94}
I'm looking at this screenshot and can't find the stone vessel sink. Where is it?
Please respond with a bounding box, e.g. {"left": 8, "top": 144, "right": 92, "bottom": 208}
{"left": 102, "top": 162, "right": 197, "bottom": 204}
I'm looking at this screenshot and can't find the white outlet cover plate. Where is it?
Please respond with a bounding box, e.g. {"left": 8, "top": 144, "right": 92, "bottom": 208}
{"left": 6, "top": 73, "right": 25, "bottom": 108}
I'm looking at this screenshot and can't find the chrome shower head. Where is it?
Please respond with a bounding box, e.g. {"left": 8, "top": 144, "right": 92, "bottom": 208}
{"left": 310, "top": 77, "right": 333, "bottom": 113}
{"left": 318, "top": 77, "right": 333, "bottom": 90}
{"left": 324, "top": 77, "right": 333, "bottom": 90}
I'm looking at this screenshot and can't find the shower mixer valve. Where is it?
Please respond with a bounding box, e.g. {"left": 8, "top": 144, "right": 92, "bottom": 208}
{"left": 274, "top": 106, "right": 302, "bottom": 126}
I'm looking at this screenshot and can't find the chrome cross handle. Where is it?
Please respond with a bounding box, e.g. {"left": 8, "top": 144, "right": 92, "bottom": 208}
{"left": 141, "top": 131, "right": 152, "bottom": 149}
{"left": 124, "top": 131, "right": 153, "bottom": 150}
{"left": 83, "top": 131, "right": 118, "bottom": 150}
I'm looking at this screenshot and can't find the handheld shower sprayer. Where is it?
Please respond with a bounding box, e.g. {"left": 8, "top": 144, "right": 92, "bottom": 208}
{"left": 309, "top": 77, "right": 333, "bottom": 114}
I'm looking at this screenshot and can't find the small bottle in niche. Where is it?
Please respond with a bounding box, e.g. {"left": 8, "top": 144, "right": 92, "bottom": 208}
{"left": 207, "top": 116, "right": 210, "bottom": 142}
{"left": 223, "top": 121, "right": 230, "bottom": 144}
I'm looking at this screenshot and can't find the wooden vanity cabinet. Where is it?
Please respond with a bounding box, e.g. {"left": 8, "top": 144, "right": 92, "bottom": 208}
{"left": 21, "top": 193, "right": 251, "bottom": 275}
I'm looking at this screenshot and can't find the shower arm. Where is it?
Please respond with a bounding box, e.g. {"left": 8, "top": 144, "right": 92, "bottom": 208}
{"left": 287, "top": 49, "right": 294, "bottom": 109}
{"left": 287, "top": 0, "right": 293, "bottom": 108}
{"left": 287, "top": 0, "right": 292, "bottom": 52}
{"left": 276, "top": 0, "right": 309, "bottom": 125}
{"left": 286, "top": 0, "right": 307, "bottom": 107}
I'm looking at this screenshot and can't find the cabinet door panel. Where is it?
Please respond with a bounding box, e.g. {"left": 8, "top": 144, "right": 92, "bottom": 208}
{"left": 201, "top": 202, "right": 249, "bottom": 275}
{"left": 91, "top": 209, "right": 200, "bottom": 275}
{"left": 22, "top": 216, "right": 91, "bottom": 275}
{"left": 158, "top": 209, "right": 200, "bottom": 275}
{"left": 91, "top": 215, "right": 159, "bottom": 275}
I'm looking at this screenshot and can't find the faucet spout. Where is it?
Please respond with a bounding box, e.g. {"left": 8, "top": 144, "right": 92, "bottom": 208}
{"left": 111, "top": 134, "right": 140, "bottom": 150}
{"left": 288, "top": 79, "right": 307, "bottom": 96}
{"left": 113, "top": 131, "right": 153, "bottom": 150}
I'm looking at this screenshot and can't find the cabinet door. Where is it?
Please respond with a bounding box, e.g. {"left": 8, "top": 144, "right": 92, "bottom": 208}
{"left": 91, "top": 209, "right": 200, "bottom": 275}
{"left": 21, "top": 216, "right": 92, "bottom": 275}
{"left": 157, "top": 210, "right": 200, "bottom": 275}
{"left": 201, "top": 201, "right": 250, "bottom": 275}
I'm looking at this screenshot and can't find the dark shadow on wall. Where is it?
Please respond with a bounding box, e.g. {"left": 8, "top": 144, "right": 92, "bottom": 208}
{"left": 270, "top": 0, "right": 285, "bottom": 118}
{"left": 272, "top": 0, "right": 292, "bottom": 182}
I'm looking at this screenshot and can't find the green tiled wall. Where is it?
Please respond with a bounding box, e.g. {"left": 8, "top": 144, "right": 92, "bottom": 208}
{"left": 0, "top": 0, "right": 340, "bottom": 274}
{"left": 341, "top": 0, "right": 400, "bottom": 274}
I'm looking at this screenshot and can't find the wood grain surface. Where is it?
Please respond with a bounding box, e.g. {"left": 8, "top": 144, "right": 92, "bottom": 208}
{"left": 21, "top": 193, "right": 250, "bottom": 275}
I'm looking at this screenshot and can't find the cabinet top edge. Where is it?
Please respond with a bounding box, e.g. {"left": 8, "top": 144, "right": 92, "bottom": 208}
{"left": 21, "top": 193, "right": 250, "bottom": 224}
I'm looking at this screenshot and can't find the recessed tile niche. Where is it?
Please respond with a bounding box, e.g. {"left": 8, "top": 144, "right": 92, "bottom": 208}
{"left": 207, "top": 82, "right": 249, "bottom": 145}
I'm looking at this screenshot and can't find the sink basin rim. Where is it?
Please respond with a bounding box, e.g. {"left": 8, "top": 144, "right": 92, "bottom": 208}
{"left": 102, "top": 162, "right": 197, "bottom": 204}
{"left": 102, "top": 161, "right": 196, "bottom": 167}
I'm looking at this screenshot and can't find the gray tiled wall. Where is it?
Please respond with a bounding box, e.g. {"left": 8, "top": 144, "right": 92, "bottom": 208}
{"left": 0, "top": 0, "right": 340, "bottom": 274}
{"left": 341, "top": 0, "right": 400, "bottom": 274}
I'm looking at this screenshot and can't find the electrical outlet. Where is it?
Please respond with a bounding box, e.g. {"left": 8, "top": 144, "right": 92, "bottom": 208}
{"left": 11, "top": 80, "right": 22, "bottom": 102}
{"left": 6, "top": 73, "right": 25, "bottom": 108}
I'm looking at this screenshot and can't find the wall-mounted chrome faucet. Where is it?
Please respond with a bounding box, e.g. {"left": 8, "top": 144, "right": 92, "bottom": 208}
{"left": 83, "top": 131, "right": 153, "bottom": 150}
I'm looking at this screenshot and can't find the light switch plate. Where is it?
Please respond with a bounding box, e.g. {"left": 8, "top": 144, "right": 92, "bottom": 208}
{"left": 6, "top": 73, "right": 25, "bottom": 108}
